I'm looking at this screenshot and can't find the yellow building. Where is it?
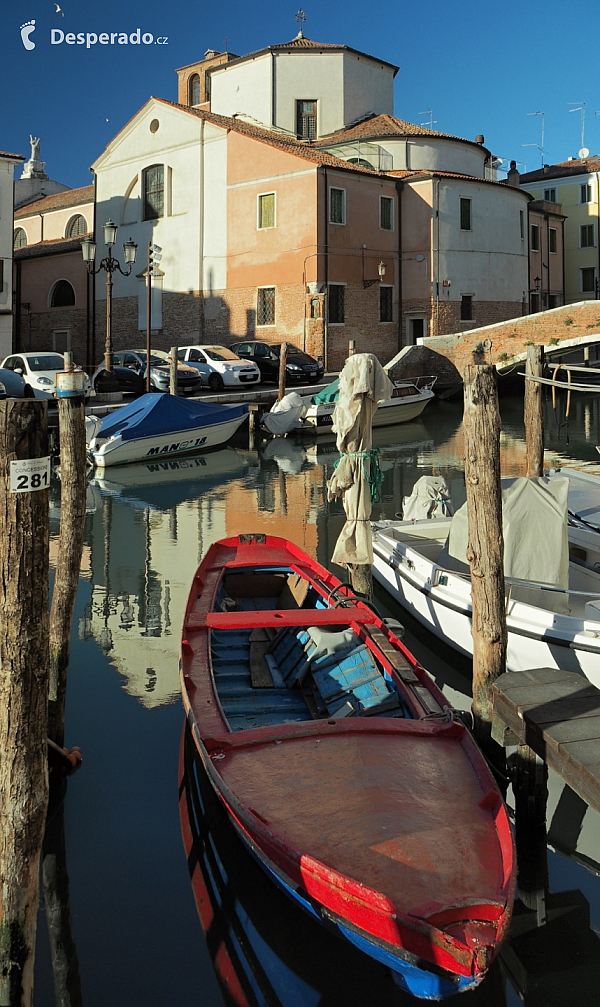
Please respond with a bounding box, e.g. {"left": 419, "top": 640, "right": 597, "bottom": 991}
{"left": 520, "top": 156, "right": 600, "bottom": 305}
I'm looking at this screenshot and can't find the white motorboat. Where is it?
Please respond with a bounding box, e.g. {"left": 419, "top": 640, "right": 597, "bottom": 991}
{"left": 86, "top": 392, "right": 248, "bottom": 468}
{"left": 372, "top": 475, "right": 600, "bottom": 686}
{"left": 300, "top": 375, "right": 436, "bottom": 435}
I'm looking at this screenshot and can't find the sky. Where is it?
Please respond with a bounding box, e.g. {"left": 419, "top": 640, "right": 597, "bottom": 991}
{"left": 3, "top": 0, "right": 600, "bottom": 190}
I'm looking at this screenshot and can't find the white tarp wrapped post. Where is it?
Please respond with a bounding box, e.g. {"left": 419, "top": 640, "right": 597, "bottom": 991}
{"left": 327, "top": 353, "right": 393, "bottom": 566}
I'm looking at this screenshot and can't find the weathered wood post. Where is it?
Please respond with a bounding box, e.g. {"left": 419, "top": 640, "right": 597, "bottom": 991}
{"left": 0, "top": 399, "right": 50, "bottom": 1006}
{"left": 169, "top": 346, "right": 178, "bottom": 397}
{"left": 278, "top": 342, "right": 288, "bottom": 401}
{"left": 48, "top": 377, "right": 87, "bottom": 748}
{"left": 462, "top": 364, "right": 507, "bottom": 765}
{"left": 524, "top": 345, "right": 544, "bottom": 478}
{"left": 350, "top": 564, "right": 373, "bottom": 601}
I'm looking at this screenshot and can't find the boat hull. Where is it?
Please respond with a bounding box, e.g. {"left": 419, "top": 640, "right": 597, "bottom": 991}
{"left": 181, "top": 534, "right": 515, "bottom": 999}
{"left": 372, "top": 523, "right": 600, "bottom": 687}
{"left": 302, "top": 388, "right": 434, "bottom": 434}
{"left": 90, "top": 412, "right": 247, "bottom": 467}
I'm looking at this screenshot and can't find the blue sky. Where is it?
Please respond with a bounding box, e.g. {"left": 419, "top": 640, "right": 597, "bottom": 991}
{"left": 4, "top": 0, "right": 600, "bottom": 189}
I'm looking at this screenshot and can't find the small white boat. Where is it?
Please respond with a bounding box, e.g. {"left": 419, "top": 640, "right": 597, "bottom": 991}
{"left": 86, "top": 393, "right": 248, "bottom": 468}
{"left": 372, "top": 475, "right": 600, "bottom": 687}
{"left": 261, "top": 376, "right": 436, "bottom": 436}
{"left": 300, "top": 375, "right": 436, "bottom": 435}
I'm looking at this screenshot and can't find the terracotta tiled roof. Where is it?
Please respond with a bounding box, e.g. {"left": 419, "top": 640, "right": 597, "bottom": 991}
{"left": 14, "top": 185, "right": 94, "bottom": 219}
{"left": 520, "top": 156, "right": 600, "bottom": 183}
{"left": 221, "top": 35, "right": 398, "bottom": 74}
{"left": 0, "top": 150, "right": 24, "bottom": 160}
{"left": 386, "top": 168, "right": 530, "bottom": 193}
{"left": 13, "top": 234, "right": 92, "bottom": 260}
{"left": 154, "top": 98, "right": 391, "bottom": 176}
{"left": 317, "top": 113, "right": 485, "bottom": 149}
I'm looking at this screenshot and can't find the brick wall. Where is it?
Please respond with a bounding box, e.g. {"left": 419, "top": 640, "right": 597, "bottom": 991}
{"left": 19, "top": 306, "right": 89, "bottom": 367}
{"left": 422, "top": 300, "right": 600, "bottom": 374}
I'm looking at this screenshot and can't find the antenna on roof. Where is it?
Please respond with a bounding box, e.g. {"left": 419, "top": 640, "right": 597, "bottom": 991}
{"left": 568, "top": 102, "right": 586, "bottom": 154}
{"left": 224, "top": 36, "right": 229, "bottom": 52}
{"left": 419, "top": 110, "right": 437, "bottom": 129}
{"left": 295, "top": 8, "right": 306, "bottom": 38}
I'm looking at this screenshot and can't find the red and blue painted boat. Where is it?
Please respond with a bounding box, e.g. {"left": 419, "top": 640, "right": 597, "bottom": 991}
{"left": 180, "top": 534, "right": 515, "bottom": 1000}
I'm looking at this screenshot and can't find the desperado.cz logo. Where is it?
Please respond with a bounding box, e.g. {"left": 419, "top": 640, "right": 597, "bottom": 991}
{"left": 51, "top": 29, "right": 168, "bottom": 48}
{"left": 19, "top": 21, "right": 168, "bottom": 51}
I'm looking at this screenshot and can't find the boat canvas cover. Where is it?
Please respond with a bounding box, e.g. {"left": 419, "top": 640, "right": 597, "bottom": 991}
{"left": 402, "top": 475, "right": 454, "bottom": 521}
{"left": 94, "top": 393, "right": 247, "bottom": 442}
{"left": 262, "top": 391, "right": 306, "bottom": 434}
{"left": 310, "top": 378, "right": 340, "bottom": 405}
{"left": 445, "top": 476, "right": 569, "bottom": 588}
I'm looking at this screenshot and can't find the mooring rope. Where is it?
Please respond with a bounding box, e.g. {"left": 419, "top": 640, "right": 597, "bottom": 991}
{"left": 333, "top": 447, "right": 384, "bottom": 504}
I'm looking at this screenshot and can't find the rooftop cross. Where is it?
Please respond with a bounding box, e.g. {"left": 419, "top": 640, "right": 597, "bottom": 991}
{"left": 295, "top": 8, "right": 306, "bottom": 39}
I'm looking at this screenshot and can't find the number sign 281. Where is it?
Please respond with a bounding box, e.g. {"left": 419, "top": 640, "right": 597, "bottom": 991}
{"left": 10, "top": 457, "right": 51, "bottom": 493}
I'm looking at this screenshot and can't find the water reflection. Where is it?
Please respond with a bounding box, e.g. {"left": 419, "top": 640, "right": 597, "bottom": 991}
{"left": 42, "top": 387, "right": 600, "bottom": 1005}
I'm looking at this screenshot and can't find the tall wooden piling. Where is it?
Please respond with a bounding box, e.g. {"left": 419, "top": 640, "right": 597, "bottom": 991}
{"left": 462, "top": 365, "right": 507, "bottom": 761}
{"left": 169, "top": 346, "right": 178, "bottom": 397}
{"left": 524, "top": 345, "right": 544, "bottom": 478}
{"left": 278, "top": 342, "right": 288, "bottom": 401}
{"left": 48, "top": 395, "right": 87, "bottom": 747}
{"left": 0, "top": 399, "right": 50, "bottom": 1006}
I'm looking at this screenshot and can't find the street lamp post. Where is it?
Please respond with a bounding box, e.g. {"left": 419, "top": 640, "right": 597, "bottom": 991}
{"left": 81, "top": 221, "right": 137, "bottom": 389}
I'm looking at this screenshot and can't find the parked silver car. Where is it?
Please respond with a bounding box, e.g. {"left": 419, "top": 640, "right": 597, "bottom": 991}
{"left": 112, "top": 350, "right": 203, "bottom": 396}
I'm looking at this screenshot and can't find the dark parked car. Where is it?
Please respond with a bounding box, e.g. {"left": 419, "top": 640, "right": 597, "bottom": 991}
{"left": 230, "top": 341, "right": 324, "bottom": 385}
{"left": 112, "top": 350, "right": 203, "bottom": 396}
{"left": 0, "top": 367, "right": 29, "bottom": 399}
{"left": 92, "top": 364, "right": 146, "bottom": 397}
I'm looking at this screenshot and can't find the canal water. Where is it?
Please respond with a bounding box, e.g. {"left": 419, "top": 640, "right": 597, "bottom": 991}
{"left": 35, "top": 385, "right": 600, "bottom": 1006}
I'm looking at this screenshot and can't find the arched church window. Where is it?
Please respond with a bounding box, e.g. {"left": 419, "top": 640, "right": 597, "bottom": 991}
{"left": 14, "top": 227, "right": 27, "bottom": 249}
{"left": 189, "top": 74, "right": 201, "bottom": 106}
{"left": 50, "top": 280, "right": 76, "bottom": 308}
{"left": 143, "top": 164, "right": 164, "bottom": 220}
{"left": 66, "top": 214, "right": 87, "bottom": 238}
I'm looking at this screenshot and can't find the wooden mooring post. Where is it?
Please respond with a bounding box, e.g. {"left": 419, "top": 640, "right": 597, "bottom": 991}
{"left": 48, "top": 389, "right": 87, "bottom": 747}
{"left": 524, "top": 344, "right": 544, "bottom": 478}
{"left": 277, "top": 342, "right": 288, "bottom": 401}
{"left": 0, "top": 399, "right": 50, "bottom": 1006}
{"left": 462, "top": 364, "right": 507, "bottom": 769}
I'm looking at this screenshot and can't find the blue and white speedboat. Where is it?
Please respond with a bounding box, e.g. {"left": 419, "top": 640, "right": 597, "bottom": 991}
{"left": 86, "top": 393, "right": 248, "bottom": 468}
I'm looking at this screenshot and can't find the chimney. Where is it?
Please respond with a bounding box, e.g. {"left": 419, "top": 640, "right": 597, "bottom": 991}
{"left": 475, "top": 134, "right": 485, "bottom": 145}
{"left": 506, "top": 159, "right": 520, "bottom": 187}
{"left": 543, "top": 164, "right": 550, "bottom": 175}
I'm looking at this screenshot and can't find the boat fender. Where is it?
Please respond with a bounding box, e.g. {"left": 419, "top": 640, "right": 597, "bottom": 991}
{"left": 47, "top": 738, "right": 83, "bottom": 775}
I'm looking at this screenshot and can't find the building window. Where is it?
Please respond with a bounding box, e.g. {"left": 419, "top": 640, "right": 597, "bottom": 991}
{"left": 142, "top": 164, "right": 164, "bottom": 220}
{"left": 581, "top": 224, "right": 595, "bottom": 248}
{"left": 13, "top": 227, "right": 27, "bottom": 249}
{"left": 189, "top": 74, "right": 201, "bottom": 106}
{"left": 460, "top": 198, "right": 471, "bottom": 230}
{"left": 460, "top": 295, "right": 473, "bottom": 321}
{"left": 328, "top": 284, "right": 345, "bottom": 323}
{"left": 581, "top": 183, "right": 593, "bottom": 204}
{"left": 581, "top": 267, "right": 596, "bottom": 293}
{"left": 519, "top": 210, "right": 524, "bottom": 239}
{"left": 296, "top": 100, "right": 317, "bottom": 139}
{"left": 380, "top": 196, "right": 394, "bottom": 230}
{"left": 257, "top": 193, "right": 275, "bottom": 229}
{"left": 257, "top": 287, "right": 275, "bottom": 326}
{"left": 379, "top": 286, "right": 393, "bottom": 322}
{"left": 65, "top": 214, "right": 87, "bottom": 238}
{"left": 549, "top": 228, "right": 557, "bottom": 253}
{"left": 530, "top": 293, "right": 541, "bottom": 313}
{"left": 544, "top": 188, "right": 557, "bottom": 202}
{"left": 50, "top": 280, "right": 75, "bottom": 308}
{"left": 329, "top": 188, "right": 346, "bottom": 225}
{"left": 531, "top": 224, "right": 540, "bottom": 251}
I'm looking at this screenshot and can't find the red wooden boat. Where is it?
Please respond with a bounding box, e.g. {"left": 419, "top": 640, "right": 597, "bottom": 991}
{"left": 180, "top": 534, "right": 515, "bottom": 1000}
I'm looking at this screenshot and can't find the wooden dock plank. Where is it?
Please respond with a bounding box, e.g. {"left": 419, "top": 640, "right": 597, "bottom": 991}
{"left": 492, "top": 668, "right": 600, "bottom": 814}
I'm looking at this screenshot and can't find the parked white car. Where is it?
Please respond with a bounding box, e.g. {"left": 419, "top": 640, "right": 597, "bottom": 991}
{"left": 0, "top": 352, "right": 91, "bottom": 400}
{"left": 177, "top": 345, "right": 261, "bottom": 391}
